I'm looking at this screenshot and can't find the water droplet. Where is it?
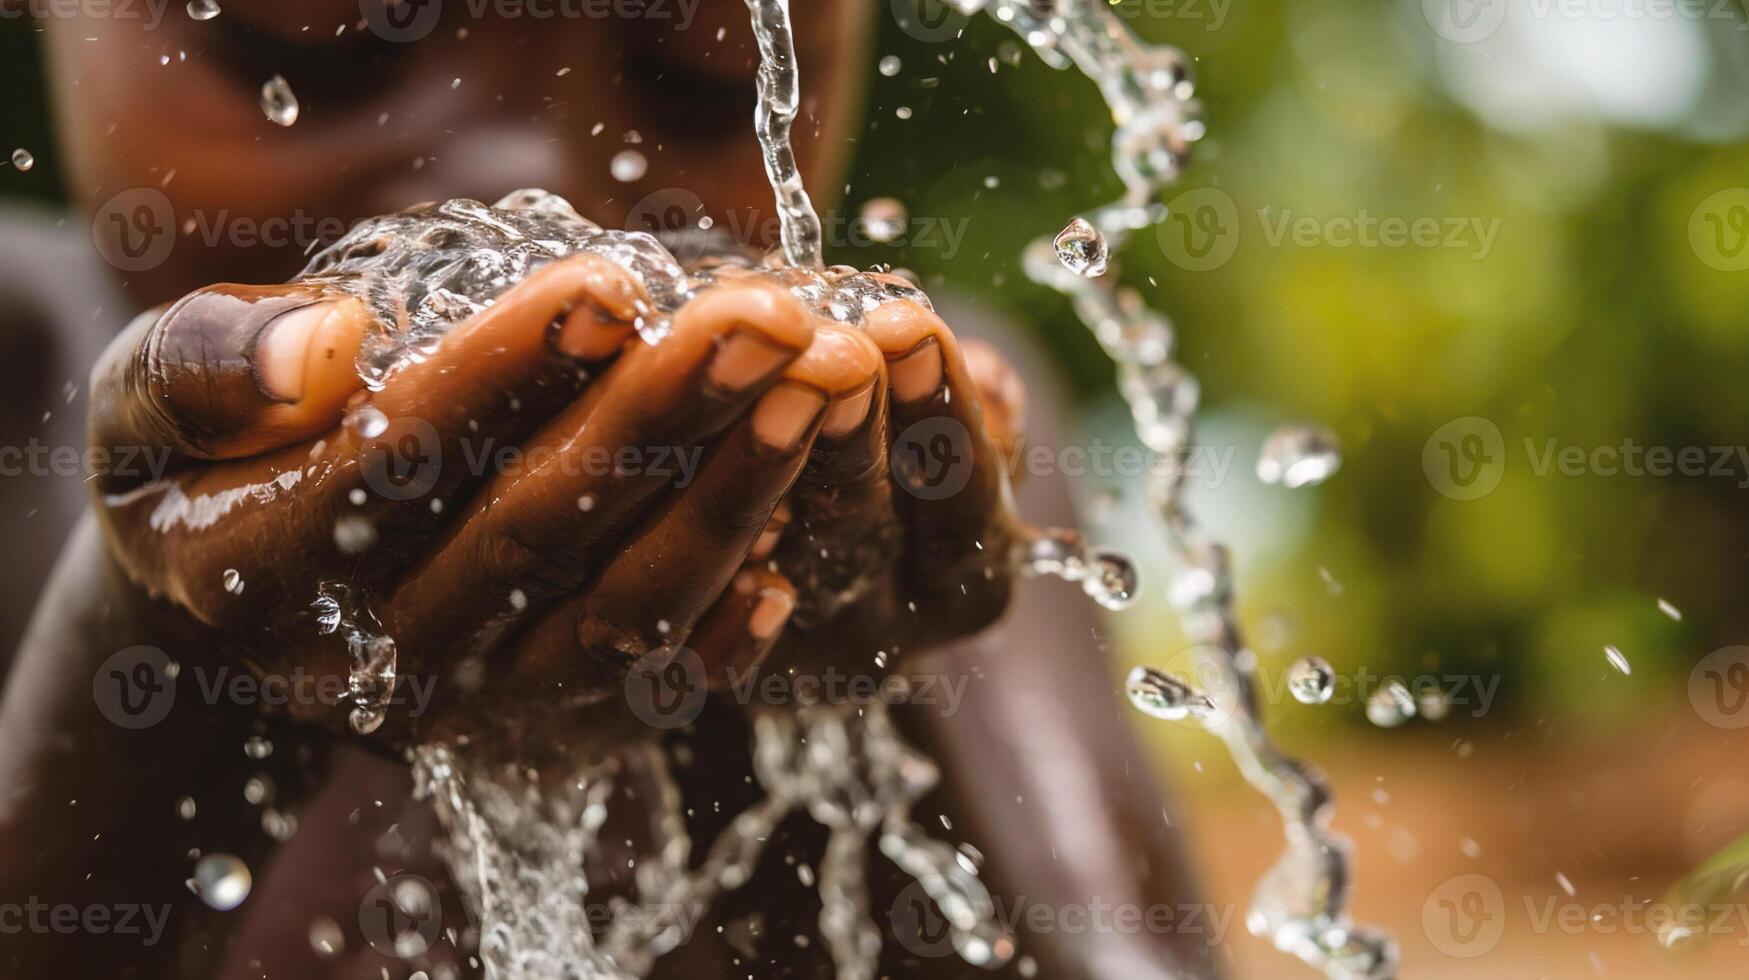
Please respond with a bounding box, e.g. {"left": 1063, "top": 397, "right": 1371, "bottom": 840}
{"left": 222, "top": 568, "right": 244, "bottom": 594}
{"left": 1416, "top": 686, "right": 1450, "bottom": 722}
{"left": 1657, "top": 597, "right": 1682, "bottom": 620}
{"left": 1052, "top": 217, "right": 1108, "bottom": 277}
{"left": 1287, "top": 656, "right": 1335, "bottom": 705}
{"left": 1256, "top": 423, "right": 1342, "bottom": 488}
{"left": 1082, "top": 550, "right": 1139, "bottom": 610}
{"left": 186, "top": 0, "right": 220, "bottom": 20}
{"left": 859, "top": 197, "right": 907, "bottom": 244}
{"left": 308, "top": 916, "right": 345, "bottom": 958}
{"left": 10, "top": 148, "right": 33, "bottom": 172}
{"left": 1125, "top": 665, "right": 1210, "bottom": 721}
{"left": 260, "top": 75, "right": 299, "bottom": 127}
{"left": 610, "top": 149, "right": 647, "bottom": 183}
{"left": 243, "top": 736, "right": 272, "bottom": 759}
{"left": 878, "top": 55, "right": 902, "bottom": 77}
{"left": 1604, "top": 644, "right": 1632, "bottom": 675}
{"left": 334, "top": 514, "right": 378, "bottom": 554}
{"left": 1365, "top": 681, "right": 1416, "bottom": 728}
{"left": 188, "top": 853, "right": 252, "bottom": 910}
{"left": 176, "top": 796, "right": 197, "bottom": 820}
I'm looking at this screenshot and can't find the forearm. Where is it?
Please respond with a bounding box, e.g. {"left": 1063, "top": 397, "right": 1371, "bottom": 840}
{"left": 0, "top": 515, "right": 324, "bottom": 976}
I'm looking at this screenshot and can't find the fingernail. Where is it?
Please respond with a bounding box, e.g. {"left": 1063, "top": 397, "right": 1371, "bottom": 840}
{"left": 554, "top": 305, "right": 629, "bottom": 360}
{"left": 890, "top": 339, "right": 943, "bottom": 404}
{"left": 821, "top": 384, "right": 876, "bottom": 440}
{"left": 253, "top": 301, "right": 337, "bottom": 402}
{"left": 752, "top": 383, "right": 826, "bottom": 452}
{"left": 708, "top": 330, "right": 793, "bottom": 392}
{"left": 749, "top": 588, "right": 795, "bottom": 640}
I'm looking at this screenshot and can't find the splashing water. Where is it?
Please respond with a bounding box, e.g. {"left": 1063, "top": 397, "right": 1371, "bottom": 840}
{"left": 958, "top": 0, "right": 1398, "bottom": 975}
{"left": 412, "top": 703, "right": 1013, "bottom": 980}
{"left": 312, "top": 584, "right": 398, "bottom": 735}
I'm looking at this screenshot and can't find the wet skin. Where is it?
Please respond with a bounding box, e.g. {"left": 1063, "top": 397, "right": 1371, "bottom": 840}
{"left": 0, "top": 1, "right": 1218, "bottom": 977}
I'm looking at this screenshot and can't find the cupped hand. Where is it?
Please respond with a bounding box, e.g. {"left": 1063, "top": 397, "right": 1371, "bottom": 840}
{"left": 88, "top": 256, "right": 1028, "bottom": 739}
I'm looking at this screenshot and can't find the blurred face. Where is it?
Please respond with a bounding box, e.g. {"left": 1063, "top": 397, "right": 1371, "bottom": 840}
{"left": 42, "top": 0, "right": 869, "bottom": 304}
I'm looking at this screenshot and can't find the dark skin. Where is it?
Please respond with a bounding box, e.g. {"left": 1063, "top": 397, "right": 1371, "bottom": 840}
{"left": 0, "top": 2, "right": 1218, "bottom": 977}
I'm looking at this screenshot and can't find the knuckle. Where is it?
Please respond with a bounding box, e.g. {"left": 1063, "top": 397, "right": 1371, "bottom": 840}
{"left": 474, "top": 514, "right": 587, "bottom": 599}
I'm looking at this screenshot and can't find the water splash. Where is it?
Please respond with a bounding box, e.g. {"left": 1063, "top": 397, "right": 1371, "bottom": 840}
{"left": 962, "top": 1, "right": 1398, "bottom": 975}
{"left": 412, "top": 703, "right": 1012, "bottom": 980}
{"left": 301, "top": 190, "right": 933, "bottom": 389}
{"left": 312, "top": 584, "right": 398, "bottom": 735}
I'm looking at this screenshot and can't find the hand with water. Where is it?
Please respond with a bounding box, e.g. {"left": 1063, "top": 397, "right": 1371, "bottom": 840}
{"left": 83, "top": 254, "right": 1024, "bottom": 739}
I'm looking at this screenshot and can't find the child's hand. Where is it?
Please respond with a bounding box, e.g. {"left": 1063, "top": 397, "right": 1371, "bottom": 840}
{"left": 85, "top": 258, "right": 1023, "bottom": 737}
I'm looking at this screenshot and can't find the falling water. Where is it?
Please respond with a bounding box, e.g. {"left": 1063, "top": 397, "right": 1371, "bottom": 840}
{"left": 743, "top": 0, "right": 824, "bottom": 269}
{"left": 955, "top": 1, "right": 1398, "bottom": 976}
{"left": 412, "top": 703, "right": 1014, "bottom": 980}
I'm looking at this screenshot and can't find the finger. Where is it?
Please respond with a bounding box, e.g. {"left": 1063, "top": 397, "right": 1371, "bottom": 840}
{"left": 507, "top": 320, "right": 882, "bottom": 693}
{"left": 766, "top": 324, "right": 900, "bottom": 628}
{"left": 382, "top": 281, "right": 816, "bottom": 663}
{"left": 863, "top": 300, "right": 1016, "bottom": 624}
{"left": 688, "top": 566, "right": 797, "bottom": 689}
{"left": 89, "top": 285, "right": 372, "bottom": 481}
{"left": 961, "top": 337, "right": 1028, "bottom": 468}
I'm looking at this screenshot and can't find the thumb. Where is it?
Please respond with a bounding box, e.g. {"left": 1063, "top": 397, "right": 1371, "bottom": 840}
{"left": 90, "top": 284, "right": 372, "bottom": 482}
